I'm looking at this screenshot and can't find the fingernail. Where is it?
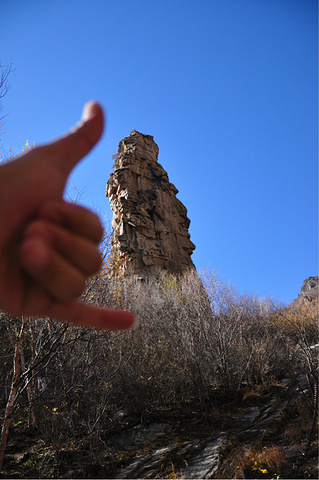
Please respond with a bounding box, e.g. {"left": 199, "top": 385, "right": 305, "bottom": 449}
{"left": 132, "top": 314, "right": 140, "bottom": 330}
{"left": 82, "top": 101, "right": 99, "bottom": 122}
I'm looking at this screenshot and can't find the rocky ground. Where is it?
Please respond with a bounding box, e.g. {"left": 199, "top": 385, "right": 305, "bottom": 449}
{"left": 1, "top": 375, "right": 318, "bottom": 479}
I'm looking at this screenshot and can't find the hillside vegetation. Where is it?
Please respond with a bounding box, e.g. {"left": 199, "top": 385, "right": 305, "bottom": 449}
{"left": 0, "top": 264, "right": 318, "bottom": 478}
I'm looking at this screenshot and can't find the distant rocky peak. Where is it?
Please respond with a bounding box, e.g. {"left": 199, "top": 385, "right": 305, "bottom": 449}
{"left": 290, "top": 276, "right": 319, "bottom": 308}
{"left": 299, "top": 276, "right": 318, "bottom": 301}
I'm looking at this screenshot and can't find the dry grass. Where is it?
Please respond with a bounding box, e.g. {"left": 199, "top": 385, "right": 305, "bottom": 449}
{"left": 219, "top": 441, "right": 290, "bottom": 479}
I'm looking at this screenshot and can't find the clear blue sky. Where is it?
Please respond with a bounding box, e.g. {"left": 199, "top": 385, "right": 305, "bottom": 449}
{"left": 1, "top": 0, "right": 318, "bottom": 304}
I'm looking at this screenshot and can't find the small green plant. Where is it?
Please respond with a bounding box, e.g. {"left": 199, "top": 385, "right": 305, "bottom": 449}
{"left": 23, "top": 458, "right": 37, "bottom": 469}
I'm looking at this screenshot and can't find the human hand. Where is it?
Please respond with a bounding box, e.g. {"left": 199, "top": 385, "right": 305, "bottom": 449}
{"left": 0, "top": 102, "right": 135, "bottom": 330}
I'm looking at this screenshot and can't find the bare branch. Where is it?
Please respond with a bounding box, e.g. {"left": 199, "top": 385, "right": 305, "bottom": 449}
{"left": 0, "top": 61, "right": 13, "bottom": 123}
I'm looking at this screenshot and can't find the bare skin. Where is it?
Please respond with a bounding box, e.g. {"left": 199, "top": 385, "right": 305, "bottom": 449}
{"left": 0, "top": 101, "right": 135, "bottom": 330}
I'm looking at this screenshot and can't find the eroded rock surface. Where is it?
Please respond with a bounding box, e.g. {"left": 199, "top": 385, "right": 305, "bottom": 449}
{"left": 290, "top": 276, "right": 318, "bottom": 310}
{"left": 112, "top": 376, "right": 317, "bottom": 479}
{"left": 296, "top": 276, "right": 318, "bottom": 303}
{"left": 106, "top": 130, "right": 195, "bottom": 277}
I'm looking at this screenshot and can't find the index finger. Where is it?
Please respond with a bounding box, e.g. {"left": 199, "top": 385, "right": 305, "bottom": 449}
{"left": 47, "top": 301, "right": 137, "bottom": 331}
{"left": 39, "top": 201, "right": 104, "bottom": 243}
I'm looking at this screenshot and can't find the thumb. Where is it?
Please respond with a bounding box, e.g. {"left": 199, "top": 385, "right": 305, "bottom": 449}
{"left": 46, "top": 101, "right": 104, "bottom": 177}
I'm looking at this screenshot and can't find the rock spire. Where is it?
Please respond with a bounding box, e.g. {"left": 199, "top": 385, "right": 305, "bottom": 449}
{"left": 106, "top": 130, "right": 195, "bottom": 277}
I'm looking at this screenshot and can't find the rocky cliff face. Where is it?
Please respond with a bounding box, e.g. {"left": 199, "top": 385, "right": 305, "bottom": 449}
{"left": 298, "top": 276, "right": 318, "bottom": 301}
{"left": 290, "top": 276, "right": 318, "bottom": 309}
{"left": 106, "top": 130, "right": 195, "bottom": 277}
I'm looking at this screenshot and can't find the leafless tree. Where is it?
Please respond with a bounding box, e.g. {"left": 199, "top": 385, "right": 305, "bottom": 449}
{"left": 0, "top": 61, "right": 13, "bottom": 123}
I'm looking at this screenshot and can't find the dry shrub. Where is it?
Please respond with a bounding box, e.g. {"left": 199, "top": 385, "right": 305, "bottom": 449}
{"left": 243, "top": 445, "right": 289, "bottom": 478}
{"left": 220, "top": 442, "right": 289, "bottom": 479}
{"left": 1, "top": 265, "right": 317, "bottom": 454}
{"left": 283, "top": 393, "right": 316, "bottom": 444}
{"left": 271, "top": 301, "right": 318, "bottom": 380}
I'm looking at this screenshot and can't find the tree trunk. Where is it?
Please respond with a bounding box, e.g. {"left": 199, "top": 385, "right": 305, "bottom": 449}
{"left": 0, "top": 317, "right": 26, "bottom": 472}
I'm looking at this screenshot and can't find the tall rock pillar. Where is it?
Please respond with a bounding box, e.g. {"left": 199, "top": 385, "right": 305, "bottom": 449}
{"left": 106, "top": 130, "right": 195, "bottom": 277}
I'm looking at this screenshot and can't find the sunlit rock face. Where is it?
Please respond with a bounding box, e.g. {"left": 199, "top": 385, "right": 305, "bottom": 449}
{"left": 291, "top": 276, "right": 319, "bottom": 307}
{"left": 106, "top": 130, "right": 195, "bottom": 277}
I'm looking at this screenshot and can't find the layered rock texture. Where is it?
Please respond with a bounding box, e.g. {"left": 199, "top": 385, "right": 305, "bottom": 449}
{"left": 106, "top": 130, "right": 195, "bottom": 277}
{"left": 290, "top": 276, "right": 318, "bottom": 308}
{"left": 298, "top": 276, "right": 318, "bottom": 301}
